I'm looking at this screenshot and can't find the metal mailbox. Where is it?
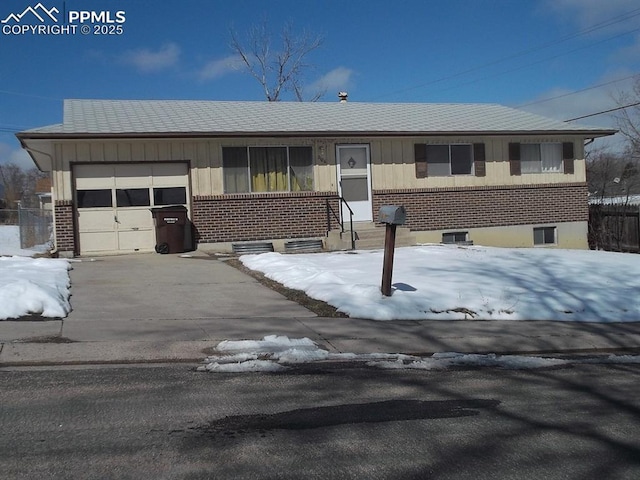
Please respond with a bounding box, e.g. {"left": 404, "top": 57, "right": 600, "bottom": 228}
{"left": 378, "top": 205, "right": 406, "bottom": 225}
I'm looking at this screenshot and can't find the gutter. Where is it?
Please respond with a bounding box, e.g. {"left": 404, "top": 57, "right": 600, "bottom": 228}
{"left": 18, "top": 140, "right": 58, "bottom": 256}
{"left": 16, "top": 129, "right": 619, "bottom": 140}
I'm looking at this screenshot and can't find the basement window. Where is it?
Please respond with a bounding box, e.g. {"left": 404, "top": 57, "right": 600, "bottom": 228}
{"left": 442, "top": 231, "right": 469, "bottom": 244}
{"left": 533, "top": 226, "right": 557, "bottom": 246}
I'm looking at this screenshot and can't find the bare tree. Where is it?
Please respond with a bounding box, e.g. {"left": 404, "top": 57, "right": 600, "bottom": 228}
{"left": 587, "top": 148, "right": 640, "bottom": 251}
{"left": 614, "top": 77, "right": 640, "bottom": 160}
{"left": 0, "top": 163, "right": 47, "bottom": 209}
{"left": 230, "top": 20, "right": 324, "bottom": 102}
{"left": 587, "top": 149, "right": 637, "bottom": 196}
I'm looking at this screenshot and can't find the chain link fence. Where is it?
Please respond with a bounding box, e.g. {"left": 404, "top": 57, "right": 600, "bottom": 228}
{"left": 0, "top": 208, "right": 53, "bottom": 249}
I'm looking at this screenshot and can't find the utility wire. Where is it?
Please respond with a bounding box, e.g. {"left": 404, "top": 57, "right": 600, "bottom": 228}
{"left": 373, "top": 7, "right": 640, "bottom": 100}
{"left": 0, "top": 90, "right": 61, "bottom": 101}
{"left": 414, "top": 26, "right": 640, "bottom": 98}
{"left": 565, "top": 101, "right": 640, "bottom": 121}
{"left": 514, "top": 73, "right": 640, "bottom": 108}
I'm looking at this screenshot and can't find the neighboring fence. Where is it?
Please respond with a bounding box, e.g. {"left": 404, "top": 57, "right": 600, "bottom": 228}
{"left": 589, "top": 203, "right": 640, "bottom": 253}
{"left": 0, "top": 208, "right": 53, "bottom": 249}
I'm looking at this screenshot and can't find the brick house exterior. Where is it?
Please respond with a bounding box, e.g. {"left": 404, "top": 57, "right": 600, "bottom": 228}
{"left": 17, "top": 99, "right": 615, "bottom": 256}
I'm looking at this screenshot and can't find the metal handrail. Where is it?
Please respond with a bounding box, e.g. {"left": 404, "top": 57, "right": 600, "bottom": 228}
{"left": 325, "top": 197, "right": 356, "bottom": 250}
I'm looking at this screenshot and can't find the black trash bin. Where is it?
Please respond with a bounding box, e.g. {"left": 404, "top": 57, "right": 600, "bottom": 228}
{"left": 150, "top": 205, "right": 191, "bottom": 254}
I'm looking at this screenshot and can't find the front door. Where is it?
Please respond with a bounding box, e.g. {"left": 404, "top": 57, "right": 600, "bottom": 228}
{"left": 336, "top": 144, "right": 372, "bottom": 222}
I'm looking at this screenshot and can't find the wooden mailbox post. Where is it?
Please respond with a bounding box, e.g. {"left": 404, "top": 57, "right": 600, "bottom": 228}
{"left": 379, "top": 205, "right": 407, "bottom": 297}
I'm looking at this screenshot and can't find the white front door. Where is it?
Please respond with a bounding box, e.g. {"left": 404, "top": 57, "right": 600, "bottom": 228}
{"left": 336, "top": 145, "right": 372, "bottom": 222}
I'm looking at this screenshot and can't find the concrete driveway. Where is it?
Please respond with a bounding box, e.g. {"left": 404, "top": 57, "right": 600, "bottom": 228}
{"left": 61, "top": 252, "right": 317, "bottom": 342}
{"left": 68, "top": 253, "right": 314, "bottom": 320}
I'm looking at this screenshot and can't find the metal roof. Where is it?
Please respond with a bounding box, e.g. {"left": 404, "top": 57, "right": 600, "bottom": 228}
{"left": 18, "top": 99, "right": 617, "bottom": 138}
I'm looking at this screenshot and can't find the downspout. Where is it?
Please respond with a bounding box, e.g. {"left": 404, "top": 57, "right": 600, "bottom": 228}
{"left": 20, "top": 143, "right": 59, "bottom": 256}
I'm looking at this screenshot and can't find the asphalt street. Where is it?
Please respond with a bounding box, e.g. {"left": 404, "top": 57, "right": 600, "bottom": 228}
{"left": 1, "top": 362, "right": 639, "bottom": 479}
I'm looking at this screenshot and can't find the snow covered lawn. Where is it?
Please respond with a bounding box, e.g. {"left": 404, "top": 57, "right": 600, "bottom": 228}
{"left": 0, "top": 256, "right": 71, "bottom": 320}
{"left": 241, "top": 245, "right": 640, "bottom": 322}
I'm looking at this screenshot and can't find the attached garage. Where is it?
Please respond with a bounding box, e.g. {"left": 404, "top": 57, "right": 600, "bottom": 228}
{"left": 16, "top": 99, "right": 617, "bottom": 257}
{"left": 74, "top": 162, "right": 189, "bottom": 255}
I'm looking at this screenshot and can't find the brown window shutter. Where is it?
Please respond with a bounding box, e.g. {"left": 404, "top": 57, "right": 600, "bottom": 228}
{"left": 473, "top": 143, "right": 486, "bottom": 177}
{"left": 509, "top": 142, "right": 521, "bottom": 176}
{"left": 415, "top": 143, "right": 428, "bottom": 178}
{"left": 562, "top": 142, "right": 575, "bottom": 174}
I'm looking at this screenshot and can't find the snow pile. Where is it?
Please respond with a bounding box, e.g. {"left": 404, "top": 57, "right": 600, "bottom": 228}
{"left": 241, "top": 246, "right": 640, "bottom": 321}
{"left": 0, "top": 256, "right": 71, "bottom": 319}
{"left": 374, "top": 352, "right": 569, "bottom": 370}
{"left": 199, "top": 335, "right": 330, "bottom": 372}
{"left": 199, "top": 336, "right": 640, "bottom": 373}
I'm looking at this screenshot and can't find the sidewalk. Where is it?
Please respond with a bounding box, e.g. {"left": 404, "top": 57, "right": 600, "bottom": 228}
{"left": 2, "top": 253, "right": 640, "bottom": 366}
{"left": 3, "top": 317, "right": 640, "bottom": 366}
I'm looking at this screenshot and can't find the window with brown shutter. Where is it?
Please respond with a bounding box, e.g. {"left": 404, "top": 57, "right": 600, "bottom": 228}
{"left": 509, "top": 142, "right": 521, "bottom": 176}
{"left": 562, "top": 142, "right": 574, "bottom": 174}
{"left": 415, "top": 143, "right": 475, "bottom": 177}
{"left": 414, "top": 143, "right": 428, "bottom": 178}
{"left": 474, "top": 143, "right": 486, "bottom": 177}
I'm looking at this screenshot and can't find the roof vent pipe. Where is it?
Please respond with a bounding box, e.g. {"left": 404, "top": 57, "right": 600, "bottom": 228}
{"left": 338, "top": 92, "right": 348, "bottom": 103}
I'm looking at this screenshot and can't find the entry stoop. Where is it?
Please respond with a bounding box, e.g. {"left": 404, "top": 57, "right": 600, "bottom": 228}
{"left": 325, "top": 222, "right": 416, "bottom": 250}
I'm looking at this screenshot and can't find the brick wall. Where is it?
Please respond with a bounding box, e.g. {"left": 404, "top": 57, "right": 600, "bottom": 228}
{"left": 192, "top": 192, "right": 340, "bottom": 243}
{"left": 372, "top": 183, "right": 588, "bottom": 231}
{"left": 54, "top": 200, "right": 75, "bottom": 252}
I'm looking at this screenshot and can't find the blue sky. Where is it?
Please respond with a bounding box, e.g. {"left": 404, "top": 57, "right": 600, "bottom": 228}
{"left": 1, "top": 0, "right": 640, "bottom": 168}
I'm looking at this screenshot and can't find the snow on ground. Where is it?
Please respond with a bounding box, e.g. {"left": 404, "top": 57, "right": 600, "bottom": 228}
{"left": 241, "top": 245, "right": 640, "bottom": 322}
{"left": 198, "top": 335, "right": 640, "bottom": 373}
{"left": 0, "top": 225, "right": 51, "bottom": 257}
{"left": 0, "top": 256, "right": 71, "bottom": 320}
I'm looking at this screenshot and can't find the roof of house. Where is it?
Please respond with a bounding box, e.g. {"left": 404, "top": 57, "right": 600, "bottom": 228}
{"left": 18, "top": 99, "right": 617, "bottom": 138}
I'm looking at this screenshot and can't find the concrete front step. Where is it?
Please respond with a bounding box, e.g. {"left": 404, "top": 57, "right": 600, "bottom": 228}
{"left": 326, "top": 225, "right": 416, "bottom": 250}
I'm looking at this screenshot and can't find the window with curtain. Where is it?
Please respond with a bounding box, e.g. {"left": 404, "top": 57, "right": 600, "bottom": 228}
{"left": 222, "top": 146, "right": 313, "bottom": 193}
{"left": 521, "top": 143, "right": 562, "bottom": 173}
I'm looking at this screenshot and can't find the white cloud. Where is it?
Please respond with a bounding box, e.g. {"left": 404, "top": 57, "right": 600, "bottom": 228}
{"left": 517, "top": 71, "right": 639, "bottom": 152}
{"left": 542, "top": 0, "right": 640, "bottom": 30}
{"left": 198, "top": 55, "right": 244, "bottom": 81}
{"left": 611, "top": 33, "right": 640, "bottom": 63}
{"left": 120, "top": 43, "right": 180, "bottom": 73}
{"left": 0, "top": 142, "right": 36, "bottom": 170}
{"left": 307, "top": 67, "right": 355, "bottom": 96}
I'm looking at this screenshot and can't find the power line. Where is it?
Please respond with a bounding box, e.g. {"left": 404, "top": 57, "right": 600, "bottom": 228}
{"left": 412, "top": 26, "right": 640, "bottom": 98}
{"left": 565, "top": 101, "right": 640, "bottom": 121}
{"left": 514, "top": 73, "right": 640, "bottom": 108}
{"left": 0, "top": 90, "right": 61, "bottom": 101}
{"left": 372, "top": 7, "right": 640, "bottom": 100}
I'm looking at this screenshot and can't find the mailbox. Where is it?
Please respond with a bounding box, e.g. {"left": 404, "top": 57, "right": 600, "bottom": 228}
{"left": 378, "top": 205, "right": 406, "bottom": 225}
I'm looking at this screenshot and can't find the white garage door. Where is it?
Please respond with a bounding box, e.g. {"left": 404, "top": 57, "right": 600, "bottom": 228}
{"left": 75, "top": 163, "right": 189, "bottom": 255}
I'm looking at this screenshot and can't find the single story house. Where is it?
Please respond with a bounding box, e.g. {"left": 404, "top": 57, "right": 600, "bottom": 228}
{"left": 17, "top": 98, "right": 615, "bottom": 257}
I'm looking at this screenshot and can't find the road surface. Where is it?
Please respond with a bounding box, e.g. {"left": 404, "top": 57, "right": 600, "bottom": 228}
{"left": 1, "top": 361, "right": 639, "bottom": 479}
